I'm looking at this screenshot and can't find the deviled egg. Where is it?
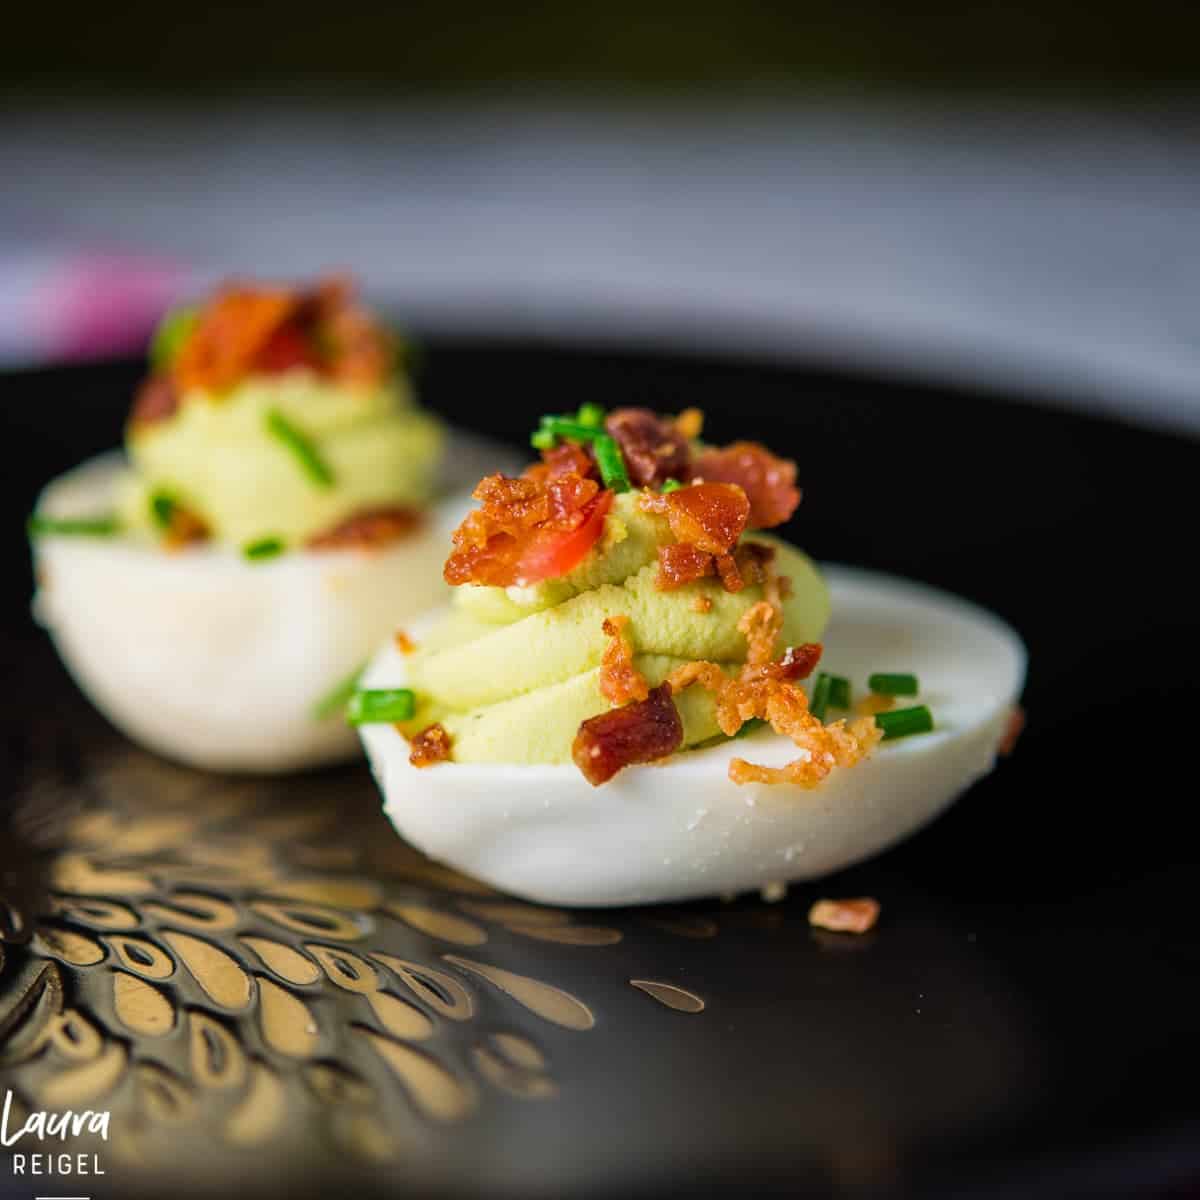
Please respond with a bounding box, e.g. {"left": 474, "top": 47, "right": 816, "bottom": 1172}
{"left": 31, "top": 275, "right": 488, "bottom": 773}
{"left": 357, "top": 405, "right": 1026, "bottom": 906}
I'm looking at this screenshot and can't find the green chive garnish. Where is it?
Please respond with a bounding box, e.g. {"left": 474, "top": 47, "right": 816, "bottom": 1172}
{"left": 243, "top": 536, "right": 285, "bottom": 561}
{"left": 312, "top": 662, "right": 366, "bottom": 721}
{"left": 827, "top": 675, "right": 852, "bottom": 709}
{"left": 869, "top": 673, "right": 919, "bottom": 696}
{"left": 540, "top": 417, "right": 604, "bottom": 442}
{"left": 346, "top": 688, "right": 416, "bottom": 726}
{"left": 530, "top": 428, "right": 557, "bottom": 450}
{"left": 660, "top": 478, "right": 683, "bottom": 493}
{"left": 149, "top": 490, "right": 177, "bottom": 529}
{"left": 265, "top": 409, "right": 334, "bottom": 488}
{"left": 593, "top": 433, "right": 630, "bottom": 493}
{"left": 27, "top": 513, "right": 120, "bottom": 539}
{"left": 809, "top": 673, "right": 833, "bottom": 722}
{"left": 875, "top": 705, "right": 934, "bottom": 740}
{"left": 149, "top": 305, "right": 199, "bottom": 369}
{"left": 576, "top": 402, "right": 606, "bottom": 429}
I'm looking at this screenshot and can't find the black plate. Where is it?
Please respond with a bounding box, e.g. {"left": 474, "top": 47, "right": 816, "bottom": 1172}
{"left": 1, "top": 344, "right": 1197, "bottom": 1200}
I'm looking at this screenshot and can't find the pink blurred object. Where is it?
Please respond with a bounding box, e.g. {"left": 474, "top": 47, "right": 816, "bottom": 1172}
{"left": 34, "top": 253, "right": 190, "bottom": 362}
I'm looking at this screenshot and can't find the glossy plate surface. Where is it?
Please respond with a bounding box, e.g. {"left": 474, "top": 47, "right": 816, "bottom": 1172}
{"left": 1, "top": 345, "right": 1197, "bottom": 1199}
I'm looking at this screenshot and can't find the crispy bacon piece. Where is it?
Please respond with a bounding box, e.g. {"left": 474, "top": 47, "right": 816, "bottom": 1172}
{"left": 572, "top": 683, "right": 683, "bottom": 786}
{"left": 599, "top": 616, "right": 650, "bottom": 706}
{"left": 443, "top": 463, "right": 611, "bottom": 587}
{"left": 656, "top": 542, "right": 716, "bottom": 591}
{"left": 409, "top": 723, "right": 452, "bottom": 767}
{"left": 174, "top": 285, "right": 296, "bottom": 395}
{"left": 307, "top": 506, "right": 422, "bottom": 550}
{"left": 161, "top": 505, "right": 209, "bottom": 550}
{"left": 777, "top": 643, "right": 823, "bottom": 680}
{"left": 666, "top": 563, "right": 876, "bottom": 787}
{"left": 646, "top": 484, "right": 756, "bottom": 593}
{"left": 655, "top": 537, "right": 776, "bottom": 594}
{"left": 727, "top": 715, "right": 881, "bottom": 788}
{"left": 136, "top": 276, "right": 394, "bottom": 424}
{"left": 524, "top": 441, "right": 597, "bottom": 485}
{"left": 129, "top": 375, "right": 179, "bottom": 428}
{"left": 605, "top": 408, "right": 693, "bottom": 488}
{"left": 693, "top": 442, "right": 800, "bottom": 529}
{"left": 808, "top": 898, "right": 880, "bottom": 934}
{"left": 998, "top": 705, "right": 1025, "bottom": 756}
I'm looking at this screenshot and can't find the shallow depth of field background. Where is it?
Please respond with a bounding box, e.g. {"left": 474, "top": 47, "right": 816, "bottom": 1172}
{"left": 2, "top": 1, "right": 1200, "bottom": 434}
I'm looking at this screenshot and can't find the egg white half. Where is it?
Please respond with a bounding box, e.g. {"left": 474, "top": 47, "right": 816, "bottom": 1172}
{"left": 31, "top": 436, "right": 512, "bottom": 773}
{"left": 359, "top": 568, "right": 1026, "bottom": 906}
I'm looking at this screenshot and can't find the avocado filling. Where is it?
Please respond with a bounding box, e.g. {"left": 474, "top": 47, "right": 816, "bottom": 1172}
{"left": 114, "top": 277, "right": 444, "bottom": 551}
{"left": 398, "top": 490, "right": 830, "bottom": 765}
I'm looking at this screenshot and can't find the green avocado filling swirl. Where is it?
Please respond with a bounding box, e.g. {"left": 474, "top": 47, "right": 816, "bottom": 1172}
{"left": 396, "top": 491, "right": 831, "bottom": 766}
{"left": 113, "top": 280, "right": 443, "bottom": 551}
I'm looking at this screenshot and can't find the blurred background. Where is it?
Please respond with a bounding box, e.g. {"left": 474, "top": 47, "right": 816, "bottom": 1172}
{"left": 3, "top": 0, "right": 1200, "bottom": 434}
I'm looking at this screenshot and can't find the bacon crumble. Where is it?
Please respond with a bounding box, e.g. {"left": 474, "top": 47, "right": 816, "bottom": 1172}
{"left": 598, "top": 615, "right": 650, "bottom": 707}
{"left": 665, "top": 563, "right": 880, "bottom": 788}
{"left": 693, "top": 442, "right": 801, "bottom": 529}
{"left": 409, "top": 723, "right": 452, "bottom": 768}
{"left": 307, "top": 506, "right": 422, "bottom": 551}
{"left": 572, "top": 683, "right": 683, "bottom": 786}
{"left": 160, "top": 504, "right": 209, "bottom": 550}
{"left": 604, "top": 408, "right": 693, "bottom": 488}
{"left": 808, "top": 898, "right": 880, "bottom": 934}
{"left": 131, "top": 275, "right": 394, "bottom": 428}
{"left": 443, "top": 466, "right": 609, "bottom": 588}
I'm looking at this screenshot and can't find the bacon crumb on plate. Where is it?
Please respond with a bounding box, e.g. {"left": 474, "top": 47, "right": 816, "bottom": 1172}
{"left": 808, "top": 898, "right": 880, "bottom": 934}
{"left": 409, "top": 723, "right": 452, "bottom": 768}
{"left": 572, "top": 683, "right": 683, "bottom": 786}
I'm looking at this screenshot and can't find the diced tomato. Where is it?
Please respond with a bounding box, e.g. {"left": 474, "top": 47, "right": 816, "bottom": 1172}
{"left": 509, "top": 489, "right": 613, "bottom": 585}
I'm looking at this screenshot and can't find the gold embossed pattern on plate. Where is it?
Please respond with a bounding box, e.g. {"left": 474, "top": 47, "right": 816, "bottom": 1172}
{"left": 0, "top": 747, "right": 717, "bottom": 1177}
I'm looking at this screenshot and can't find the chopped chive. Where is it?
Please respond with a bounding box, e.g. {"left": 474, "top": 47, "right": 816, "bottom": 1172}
{"left": 827, "top": 675, "right": 852, "bottom": 709}
{"left": 530, "top": 428, "right": 557, "bottom": 450}
{"left": 27, "top": 513, "right": 120, "bottom": 538}
{"left": 149, "top": 490, "right": 177, "bottom": 529}
{"left": 660, "top": 478, "right": 683, "bottom": 493}
{"left": 346, "top": 688, "right": 415, "bottom": 726}
{"left": 243, "top": 536, "right": 286, "bottom": 561}
{"left": 311, "top": 661, "right": 366, "bottom": 720}
{"left": 875, "top": 705, "right": 934, "bottom": 740}
{"left": 576, "top": 402, "right": 606, "bottom": 428}
{"left": 540, "top": 417, "right": 604, "bottom": 442}
{"left": 593, "top": 433, "right": 630, "bottom": 493}
{"left": 149, "top": 304, "right": 199, "bottom": 369}
{"left": 265, "top": 408, "right": 334, "bottom": 488}
{"left": 869, "top": 672, "right": 919, "bottom": 696}
{"left": 809, "top": 673, "right": 833, "bottom": 722}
